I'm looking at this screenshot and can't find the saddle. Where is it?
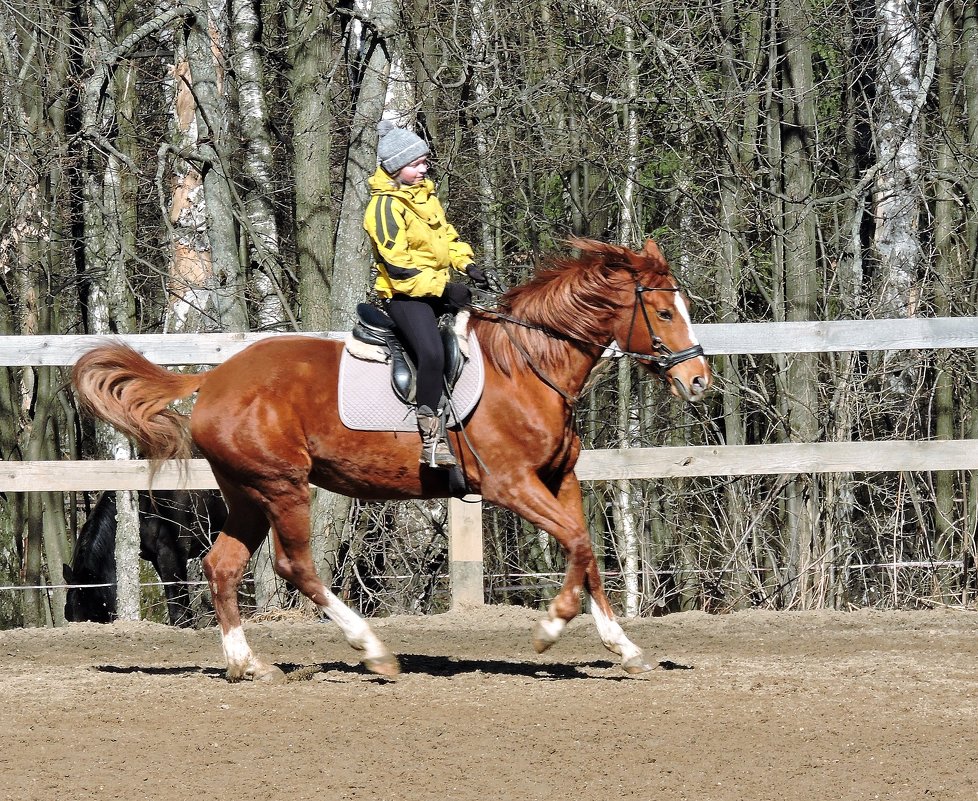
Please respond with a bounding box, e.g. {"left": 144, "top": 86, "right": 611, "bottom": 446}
{"left": 348, "top": 303, "right": 468, "bottom": 406}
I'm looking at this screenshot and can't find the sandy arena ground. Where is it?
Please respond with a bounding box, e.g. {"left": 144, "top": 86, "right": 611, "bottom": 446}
{"left": 1, "top": 605, "right": 977, "bottom": 801}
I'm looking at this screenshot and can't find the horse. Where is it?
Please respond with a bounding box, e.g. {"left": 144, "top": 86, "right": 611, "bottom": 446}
{"left": 71, "top": 237, "right": 711, "bottom": 682}
{"left": 63, "top": 490, "right": 227, "bottom": 626}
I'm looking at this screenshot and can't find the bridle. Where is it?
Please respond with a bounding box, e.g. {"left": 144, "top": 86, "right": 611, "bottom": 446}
{"left": 619, "top": 284, "right": 706, "bottom": 372}
{"left": 469, "top": 281, "right": 704, "bottom": 404}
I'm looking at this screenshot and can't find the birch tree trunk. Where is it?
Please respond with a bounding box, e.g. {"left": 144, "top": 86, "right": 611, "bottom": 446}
{"left": 231, "top": 0, "right": 288, "bottom": 330}
{"left": 873, "top": 0, "right": 924, "bottom": 322}
{"left": 162, "top": 37, "right": 212, "bottom": 333}
{"left": 470, "top": 0, "right": 497, "bottom": 267}
{"left": 610, "top": 20, "right": 641, "bottom": 617}
{"left": 613, "top": 361, "right": 639, "bottom": 617}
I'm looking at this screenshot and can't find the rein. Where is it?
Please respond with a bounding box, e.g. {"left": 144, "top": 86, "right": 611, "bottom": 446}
{"left": 469, "top": 283, "right": 705, "bottom": 390}
{"left": 501, "top": 323, "right": 580, "bottom": 405}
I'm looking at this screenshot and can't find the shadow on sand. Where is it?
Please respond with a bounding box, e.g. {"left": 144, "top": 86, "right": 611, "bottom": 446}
{"left": 95, "top": 653, "right": 692, "bottom": 682}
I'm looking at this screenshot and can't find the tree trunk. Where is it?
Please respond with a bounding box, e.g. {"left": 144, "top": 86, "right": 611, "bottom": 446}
{"left": 873, "top": 0, "right": 924, "bottom": 320}
{"left": 607, "top": 20, "right": 642, "bottom": 617}
{"left": 715, "top": 0, "right": 763, "bottom": 607}
{"left": 331, "top": 0, "right": 397, "bottom": 330}
{"left": 932, "top": 4, "right": 959, "bottom": 573}
{"left": 470, "top": 0, "right": 498, "bottom": 266}
{"left": 186, "top": 0, "right": 249, "bottom": 331}
{"left": 79, "top": 0, "right": 145, "bottom": 620}
{"left": 778, "top": 0, "right": 820, "bottom": 608}
{"left": 290, "top": 0, "right": 337, "bottom": 331}
{"left": 962, "top": 0, "right": 978, "bottom": 603}
{"left": 231, "top": 0, "right": 288, "bottom": 330}
{"left": 612, "top": 361, "right": 639, "bottom": 617}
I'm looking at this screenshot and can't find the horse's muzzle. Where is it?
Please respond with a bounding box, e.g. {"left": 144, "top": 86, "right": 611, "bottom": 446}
{"left": 664, "top": 349, "right": 712, "bottom": 402}
{"left": 671, "top": 370, "right": 711, "bottom": 402}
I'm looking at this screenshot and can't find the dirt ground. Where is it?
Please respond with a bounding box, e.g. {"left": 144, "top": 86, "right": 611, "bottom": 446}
{"left": 1, "top": 606, "right": 977, "bottom": 801}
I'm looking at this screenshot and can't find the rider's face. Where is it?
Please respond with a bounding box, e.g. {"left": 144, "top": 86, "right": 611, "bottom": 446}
{"left": 396, "top": 157, "right": 428, "bottom": 186}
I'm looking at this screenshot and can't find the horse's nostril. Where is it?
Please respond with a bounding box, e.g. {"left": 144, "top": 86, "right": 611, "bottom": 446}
{"left": 690, "top": 375, "right": 709, "bottom": 396}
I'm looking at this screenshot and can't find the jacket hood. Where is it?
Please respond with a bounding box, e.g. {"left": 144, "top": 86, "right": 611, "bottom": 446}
{"left": 367, "top": 168, "right": 439, "bottom": 219}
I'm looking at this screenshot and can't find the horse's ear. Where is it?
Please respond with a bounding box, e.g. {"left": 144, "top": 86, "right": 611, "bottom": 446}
{"left": 641, "top": 239, "right": 663, "bottom": 260}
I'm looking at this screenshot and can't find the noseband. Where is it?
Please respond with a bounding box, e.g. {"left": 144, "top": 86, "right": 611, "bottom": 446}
{"left": 620, "top": 285, "right": 705, "bottom": 373}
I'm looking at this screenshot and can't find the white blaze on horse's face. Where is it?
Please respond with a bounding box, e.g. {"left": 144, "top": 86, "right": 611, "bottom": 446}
{"left": 673, "top": 292, "right": 696, "bottom": 334}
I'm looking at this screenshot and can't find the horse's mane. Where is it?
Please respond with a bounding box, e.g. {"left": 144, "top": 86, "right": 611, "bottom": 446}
{"left": 472, "top": 238, "right": 671, "bottom": 376}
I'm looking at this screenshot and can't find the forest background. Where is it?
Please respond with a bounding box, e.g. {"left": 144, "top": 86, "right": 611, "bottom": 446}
{"left": 1, "top": 0, "right": 977, "bottom": 627}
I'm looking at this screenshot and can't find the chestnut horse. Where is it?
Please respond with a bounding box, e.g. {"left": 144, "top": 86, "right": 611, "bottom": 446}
{"left": 72, "top": 238, "right": 711, "bottom": 682}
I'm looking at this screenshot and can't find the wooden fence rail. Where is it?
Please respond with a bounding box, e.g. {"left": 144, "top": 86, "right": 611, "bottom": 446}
{"left": 2, "top": 317, "right": 977, "bottom": 608}
{"left": 5, "top": 439, "right": 978, "bottom": 493}
{"left": 2, "top": 316, "right": 978, "bottom": 366}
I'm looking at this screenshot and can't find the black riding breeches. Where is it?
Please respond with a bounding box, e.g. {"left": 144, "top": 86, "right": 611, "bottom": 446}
{"left": 386, "top": 295, "right": 446, "bottom": 410}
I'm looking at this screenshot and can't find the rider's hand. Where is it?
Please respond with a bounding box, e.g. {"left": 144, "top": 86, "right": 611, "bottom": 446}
{"left": 465, "top": 264, "right": 490, "bottom": 290}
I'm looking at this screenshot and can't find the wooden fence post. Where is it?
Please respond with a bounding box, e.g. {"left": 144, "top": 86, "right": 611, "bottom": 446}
{"left": 447, "top": 495, "right": 484, "bottom": 608}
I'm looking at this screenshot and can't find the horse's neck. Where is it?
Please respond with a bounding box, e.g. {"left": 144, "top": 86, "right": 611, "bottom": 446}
{"left": 476, "top": 310, "right": 608, "bottom": 401}
{"left": 541, "top": 337, "right": 604, "bottom": 402}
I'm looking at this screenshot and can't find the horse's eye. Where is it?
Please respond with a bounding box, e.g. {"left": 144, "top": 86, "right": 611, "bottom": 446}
{"left": 657, "top": 309, "right": 673, "bottom": 321}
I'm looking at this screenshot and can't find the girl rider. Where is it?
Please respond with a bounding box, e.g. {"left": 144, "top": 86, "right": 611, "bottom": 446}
{"left": 363, "top": 121, "right": 488, "bottom": 468}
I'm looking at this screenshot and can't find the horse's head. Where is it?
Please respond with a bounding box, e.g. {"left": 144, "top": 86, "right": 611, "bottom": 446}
{"left": 576, "top": 238, "right": 712, "bottom": 402}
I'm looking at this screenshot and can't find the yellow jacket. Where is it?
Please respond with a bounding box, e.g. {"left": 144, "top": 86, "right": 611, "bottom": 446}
{"left": 363, "top": 167, "right": 474, "bottom": 298}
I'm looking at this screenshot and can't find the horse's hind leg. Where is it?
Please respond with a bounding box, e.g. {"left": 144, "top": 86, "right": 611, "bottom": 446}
{"left": 148, "top": 534, "right": 194, "bottom": 627}
{"left": 265, "top": 482, "right": 399, "bottom": 677}
{"left": 202, "top": 487, "right": 283, "bottom": 682}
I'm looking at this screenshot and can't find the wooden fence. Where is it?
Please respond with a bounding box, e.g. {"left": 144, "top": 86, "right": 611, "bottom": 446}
{"left": 2, "top": 316, "right": 978, "bottom": 609}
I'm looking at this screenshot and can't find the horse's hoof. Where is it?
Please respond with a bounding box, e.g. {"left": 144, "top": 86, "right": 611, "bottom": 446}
{"left": 253, "top": 663, "right": 287, "bottom": 684}
{"left": 622, "top": 653, "right": 655, "bottom": 675}
{"left": 226, "top": 660, "right": 286, "bottom": 684}
{"left": 532, "top": 620, "right": 560, "bottom": 654}
{"left": 363, "top": 652, "right": 401, "bottom": 677}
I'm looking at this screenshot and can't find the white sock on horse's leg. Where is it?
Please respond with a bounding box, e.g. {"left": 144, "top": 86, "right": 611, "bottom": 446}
{"left": 590, "top": 603, "right": 653, "bottom": 673}
{"left": 316, "top": 586, "right": 400, "bottom": 676}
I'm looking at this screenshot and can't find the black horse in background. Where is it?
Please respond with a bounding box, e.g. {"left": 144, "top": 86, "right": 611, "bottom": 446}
{"left": 63, "top": 490, "right": 227, "bottom": 626}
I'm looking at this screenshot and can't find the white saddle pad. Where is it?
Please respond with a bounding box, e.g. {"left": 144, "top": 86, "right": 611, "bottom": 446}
{"left": 338, "top": 332, "right": 485, "bottom": 432}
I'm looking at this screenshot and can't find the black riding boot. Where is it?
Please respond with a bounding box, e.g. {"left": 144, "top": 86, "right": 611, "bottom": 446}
{"left": 416, "top": 405, "right": 457, "bottom": 468}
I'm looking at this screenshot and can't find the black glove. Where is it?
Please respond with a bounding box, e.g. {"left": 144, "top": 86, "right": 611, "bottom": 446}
{"left": 465, "top": 264, "right": 490, "bottom": 290}
{"left": 442, "top": 282, "right": 472, "bottom": 310}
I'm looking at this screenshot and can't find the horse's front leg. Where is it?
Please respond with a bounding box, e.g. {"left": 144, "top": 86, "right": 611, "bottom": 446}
{"left": 497, "top": 471, "right": 653, "bottom": 675}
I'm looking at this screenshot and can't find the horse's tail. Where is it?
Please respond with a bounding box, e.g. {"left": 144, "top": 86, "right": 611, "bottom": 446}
{"left": 72, "top": 343, "right": 205, "bottom": 464}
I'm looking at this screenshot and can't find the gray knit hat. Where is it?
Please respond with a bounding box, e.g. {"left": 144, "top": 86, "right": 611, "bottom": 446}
{"left": 377, "top": 120, "right": 429, "bottom": 174}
